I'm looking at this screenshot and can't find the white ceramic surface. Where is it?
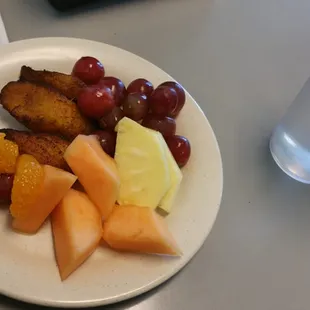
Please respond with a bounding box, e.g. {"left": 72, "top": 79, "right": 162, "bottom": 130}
{"left": 0, "top": 14, "right": 8, "bottom": 45}
{"left": 0, "top": 38, "right": 223, "bottom": 308}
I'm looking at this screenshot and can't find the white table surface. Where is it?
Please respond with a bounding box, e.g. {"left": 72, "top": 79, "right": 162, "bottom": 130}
{"left": 1, "top": 0, "right": 310, "bottom": 309}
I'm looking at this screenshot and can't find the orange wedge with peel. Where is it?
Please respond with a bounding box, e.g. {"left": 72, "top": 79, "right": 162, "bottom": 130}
{"left": 10, "top": 154, "right": 77, "bottom": 234}
{"left": 0, "top": 133, "right": 19, "bottom": 173}
{"left": 10, "top": 154, "right": 44, "bottom": 219}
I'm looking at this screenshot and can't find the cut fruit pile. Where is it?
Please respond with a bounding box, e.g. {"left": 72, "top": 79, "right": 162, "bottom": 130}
{"left": 0, "top": 120, "right": 182, "bottom": 280}
{"left": 0, "top": 56, "right": 191, "bottom": 281}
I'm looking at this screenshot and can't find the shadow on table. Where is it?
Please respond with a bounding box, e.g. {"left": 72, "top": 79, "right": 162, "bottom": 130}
{"left": 0, "top": 273, "right": 173, "bottom": 309}
{"left": 47, "top": 0, "right": 152, "bottom": 15}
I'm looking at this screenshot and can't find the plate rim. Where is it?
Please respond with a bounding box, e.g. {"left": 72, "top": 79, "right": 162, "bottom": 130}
{"left": 0, "top": 37, "right": 223, "bottom": 308}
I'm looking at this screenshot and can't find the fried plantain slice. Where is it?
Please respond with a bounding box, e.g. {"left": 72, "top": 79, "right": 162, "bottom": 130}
{"left": 0, "top": 81, "right": 94, "bottom": 140}
{"left": 0, "top": 129, "right": 71, "bottom": 171}
{"left": 20, "top": 65, "right": 85, "bottom": 100}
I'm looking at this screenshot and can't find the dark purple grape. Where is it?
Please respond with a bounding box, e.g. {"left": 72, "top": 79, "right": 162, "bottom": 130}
{"left": 149, "top": 86, "right": 178, "bottom": 117}
{"left": 72, "top": 56, "right": 105, "bottom": 85}
{"left": 165, "top": 135, "right": 191, "bottom": 168}
{"left": 127, "top": 78, "right": 154, "bottom": 98}
{"left": 142, "top": 116, "right": 176, "bottom": 137}
{"left": 99, "top": 107, "right": 124, "bottom": 130}
{"left": 93, "top": 130, "right": 116, "bottom": 157}
{"left": 78, "top": 85, "right": 115, "bottom": 119}
{"left": 0, "top": 174, "right": 14, "bottom": 203}
{"left": 97, "top": 77, "right": 127, "bottom": 106}
{"left": 122, "top": 93, "right": 148, "bottom": 121}
{"left": 159, "top": 81, "right": 186, "bottom": 117}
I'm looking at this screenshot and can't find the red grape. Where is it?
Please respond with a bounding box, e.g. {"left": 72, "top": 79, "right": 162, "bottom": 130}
{"left": 97, "top": 77, "right": 127, "bottom": 106}
{"left": 92, "top": 130, "right": 116, "bottom": 157}
{"left": 165, "top": 135, "right": 191, "bottom": 168}
{"left": 142, "top": 116, "right": 176, "bottom": 137}
{"left": 72, "top": 56, "right": 105, "bottom": 85}
{"left": 99, "top": 106, "right": 124, "bottom": 130}
{"left": 122, "top": 93, "right": 149, "bottom": 121}
{"left": 159, "top": 81, "right": 185, "bottom": 117}
{"left": 127, "top": 78, "right": 154, "bottom": 98}
{"left": 78, "top": 85, "right": 115, "bottom": 119}
{"left": 149, "top": 86, "right": 178, "bottom": 117}
{"left": 0, "top": 174, "right": 14, "bottom": 203}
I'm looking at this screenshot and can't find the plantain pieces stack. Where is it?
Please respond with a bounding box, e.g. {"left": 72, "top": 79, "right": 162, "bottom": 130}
{"left": 0, "top": 65, "right": 93, "bottom": 169}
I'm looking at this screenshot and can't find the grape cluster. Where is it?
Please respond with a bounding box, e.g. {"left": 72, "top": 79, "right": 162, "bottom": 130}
{"left": 73, "top": 56, "right": 191, "bottom": 167}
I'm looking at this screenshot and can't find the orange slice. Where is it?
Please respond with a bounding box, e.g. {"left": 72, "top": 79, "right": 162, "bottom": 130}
{"left": 0, "top": 133, "right": 19, "bottom": 173}
{"left": 10, "top": 154, "right": 44, "bottom": 219}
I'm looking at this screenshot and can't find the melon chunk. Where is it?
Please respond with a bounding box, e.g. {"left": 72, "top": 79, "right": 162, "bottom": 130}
{"left": 12, "top": 165, "right": 77, "bottom": 234}
{"left": 51, "top": 189, "right": 102, "bottom": 281}
{"left": 102, "top": 205, "right": 181, "bottom": 256}
{"left": 64, "top": 135, "right": 120, "bottom": 220}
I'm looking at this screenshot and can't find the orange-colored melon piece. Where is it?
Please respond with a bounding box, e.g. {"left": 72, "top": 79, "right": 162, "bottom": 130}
{"left": 0, "top": 133, "right": 19, "bottom": 173}
{"left": 51, "top": 189, "right": 102, "bottom": 281}
{"left": 64, "top": 135, "right": 120, "bottom": 220}
{"left": 12, "top": 164, "right": 77, "bottom": 234}
{"left": 102, "top": 205, "right": 181, "bottom": 256}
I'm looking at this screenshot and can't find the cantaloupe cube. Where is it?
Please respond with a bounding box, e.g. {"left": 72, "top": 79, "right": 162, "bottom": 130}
{"left": 64, "top": 135, "right": 120, "bottom": 220}
{"left": 51, "top": 189, "right": 102, "bottom": 281}
{"left": 12, "top": 165, "right": 77, "bottom": 234}
{"left": 102, "top": 205, "right": 181, "bottom": 256}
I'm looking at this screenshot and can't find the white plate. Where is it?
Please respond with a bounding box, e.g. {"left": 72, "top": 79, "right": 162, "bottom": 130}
{"left": 0, "top": 38, "right": 223, "bottom": 308}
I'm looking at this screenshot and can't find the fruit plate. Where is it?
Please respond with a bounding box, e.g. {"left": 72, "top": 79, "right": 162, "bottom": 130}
{"left": 0, "top": 37, "right": 223, "bottom": 308}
